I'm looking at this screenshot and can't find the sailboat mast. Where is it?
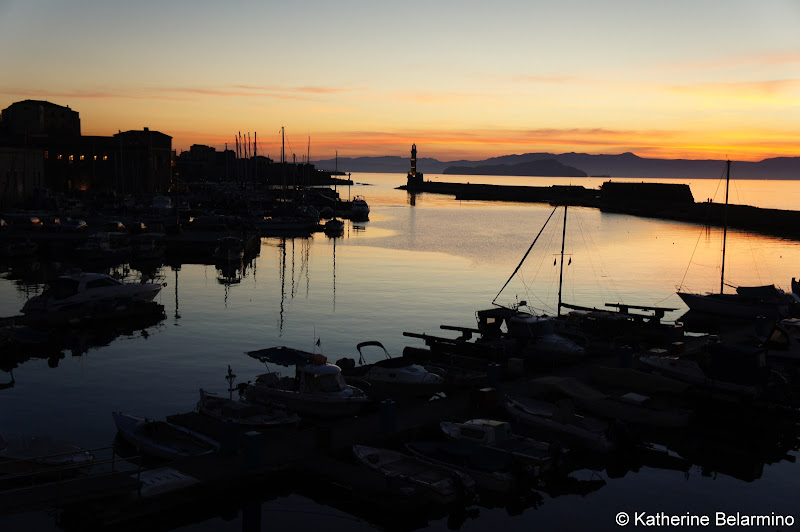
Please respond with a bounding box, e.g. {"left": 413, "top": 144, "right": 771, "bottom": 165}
{"left": 720, "top": 159, "right": 731, "bottom": 294}
{"left": 557, "top": 205, "right": 568, "bottom": 316}
{"left": 281, "top": 126, "right": 286, "bottom": 194}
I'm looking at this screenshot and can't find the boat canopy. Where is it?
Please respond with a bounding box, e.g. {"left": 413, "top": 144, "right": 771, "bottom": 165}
{"left": 297, "top": 363, "right": 342, "bottom": 376}
{"left": 246, "top": 346, "right": 314, "bottom": 366}
{"left": 735, "top": 285, "right": 781, "bottom": 299}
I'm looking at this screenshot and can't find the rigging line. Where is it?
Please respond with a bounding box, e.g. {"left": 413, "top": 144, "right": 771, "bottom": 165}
{"left": 492, "top": 206, "right": 559, "bottom": 306}
{"left": 678, "top": 204, "right": 725, "bottom": 291}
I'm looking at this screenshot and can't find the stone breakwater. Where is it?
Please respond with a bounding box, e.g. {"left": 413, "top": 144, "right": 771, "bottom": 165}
{"left": 398, "top": 180, "right": 800, "bottom": 241}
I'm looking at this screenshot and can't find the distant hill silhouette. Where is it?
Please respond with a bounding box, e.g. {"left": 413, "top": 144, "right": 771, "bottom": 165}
{"left": 312, "top": 152, "right": 800, "bottom": 180}
{"left": 443, "top": 159, "right": 586, "bottom": 177}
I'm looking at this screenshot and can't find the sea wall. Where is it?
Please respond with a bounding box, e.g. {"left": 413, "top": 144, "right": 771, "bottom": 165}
{"left": 398, "top": 180, "right": 800, "bottom": 241}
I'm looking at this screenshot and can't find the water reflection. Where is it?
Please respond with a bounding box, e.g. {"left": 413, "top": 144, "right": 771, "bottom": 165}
{"left": 4, "top": 175, "right": 800, "bottom": 532}
{"left": 0, "top": 310, "right": 166, "bottom": 380}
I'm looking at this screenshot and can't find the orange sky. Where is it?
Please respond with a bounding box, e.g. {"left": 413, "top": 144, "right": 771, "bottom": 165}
{"left": 1, "top": 1, "right": 798, "bottom": 162}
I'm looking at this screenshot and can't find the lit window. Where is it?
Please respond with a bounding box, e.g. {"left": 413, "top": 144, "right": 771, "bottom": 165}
{"left": 69, "top": 155, "right": 74, "bottom": 162}
{"left": 93, "top": 155, "right": 97, "bottom": 160}
{"left": 103, "top": 155, "right": 108, "bottom": 161}
{"left": 57, "top": 154, "right": 63, "bottom": 160}
{"left": 80, "top": 155, "right": 85, "bottom": 161}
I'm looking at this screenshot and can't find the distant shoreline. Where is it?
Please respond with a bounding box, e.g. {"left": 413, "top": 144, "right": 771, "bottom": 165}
{"left": 313, "top": 152, "right": 800, "bottom": 180}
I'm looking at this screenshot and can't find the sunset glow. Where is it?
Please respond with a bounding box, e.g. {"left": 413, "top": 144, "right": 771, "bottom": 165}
{"left": 1, "top": 0, "right": 798, "bottom": 162}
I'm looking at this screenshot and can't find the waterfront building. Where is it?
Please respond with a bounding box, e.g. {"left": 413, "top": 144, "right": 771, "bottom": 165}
{"left": 0, "top": 99, "right": 172, "bottom": 206}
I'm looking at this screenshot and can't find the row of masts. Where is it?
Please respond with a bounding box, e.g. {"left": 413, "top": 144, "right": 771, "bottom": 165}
{"left": 227, "top": 127, "right": 317, "bottom": 189}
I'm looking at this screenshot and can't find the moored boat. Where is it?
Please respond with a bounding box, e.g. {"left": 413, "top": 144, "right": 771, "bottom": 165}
{"left": 636, "top": 344, "right": 769, "bottom": 399}
{"left": 21, "top": 272, "right": 164, "bottom": 315}
{"left": 526, "top": 375, "right": 693, "bottom": 429}
{"left": 213, "top": 236, "right": 245, "bottom": 262}
{"left": 440, "top": 419, "right": 555, "bottom": 470}
{"left": 677, "top": 161, "right": 797, "bottom": 320}
{"left": 74, "top": 232, "right": 131, "bottom": 263}
{"left": 244, "top": 347, "right": 372, "bottom": 418}
{"left": 352, "top": 444, "right": 475, "bottom": 505}
{"left": 112, "top": 412, "right": 219, "bottom": 459}
{"left": 323, "top": 218, "right": 345, "bottom": 236}
{"left": 335, "top": 341, "right": 445, "bottom": 400}
{"left": 197, "top": 388, "right": 300, "bottom": 427}
{"left": 349, "top": 195, "right": 370, "bottom": 221}
{"left": 504, "top": 395, "right": 616, "bottom": 454}
{"left": 405, "top": 440, "right": 517, "bottom": 493}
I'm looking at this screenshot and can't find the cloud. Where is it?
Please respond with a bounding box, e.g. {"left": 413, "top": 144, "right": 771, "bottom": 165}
{"left": 0, "top": 84, "right": 364, "bottom": 104}
{"left": 0, "top": 88, "right": 140, "bottom": 100}
{"left": 510, "top": 75, "right": 578, "bottom": 84}
{"left": 670, "top": 78, "right": 800, "bottom": 97}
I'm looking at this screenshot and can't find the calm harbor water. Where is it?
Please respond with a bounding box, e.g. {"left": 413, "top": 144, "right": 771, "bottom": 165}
{"left": 2, "top": 172, "right": 800, "bottom": 531}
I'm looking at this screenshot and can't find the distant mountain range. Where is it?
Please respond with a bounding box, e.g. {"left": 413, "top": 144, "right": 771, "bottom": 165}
{"left": 313, "top": 152, "right": 800, "bottom": 180}
{"left": 444, "top": 158, "right": 587, "bottom": 177}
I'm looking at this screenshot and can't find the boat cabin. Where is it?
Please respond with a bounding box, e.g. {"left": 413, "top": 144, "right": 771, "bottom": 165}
{"left": 296, "top": 363, "right": 348, "bottom": 393}
{"left": 45, "top": 273, "right": 124, "bottom": 301}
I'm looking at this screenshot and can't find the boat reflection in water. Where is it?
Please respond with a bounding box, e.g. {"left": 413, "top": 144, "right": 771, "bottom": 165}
{"left": 0, "top": 306, "right": 166, "bottom": 375}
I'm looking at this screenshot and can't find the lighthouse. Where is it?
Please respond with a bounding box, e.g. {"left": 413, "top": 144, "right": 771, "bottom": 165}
{"left": 406, "top": 143, "right": 424, "bottom": 188}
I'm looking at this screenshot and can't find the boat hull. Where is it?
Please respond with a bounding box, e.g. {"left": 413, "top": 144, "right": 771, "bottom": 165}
{"left": 677, "top": 291, "right": 787, "bottom": 320}
{"left": 244, "top": 385, "right": 371, "bottom": 418}
{"left": 353, "top": 445, "right": 473, "bottom": 505}
{"left": 113, "top": 412, "right": 219, "bottom": 459}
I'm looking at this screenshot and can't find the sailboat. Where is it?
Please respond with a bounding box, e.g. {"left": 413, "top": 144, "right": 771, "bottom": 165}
{"left": 676, "top": 161, "right": 794, "bottom": 320}
{"left": 476, "top": 205, "right": 585, "bottom": 361}
{"left": 482, "top": 204, "right": 679, "bottom": 357}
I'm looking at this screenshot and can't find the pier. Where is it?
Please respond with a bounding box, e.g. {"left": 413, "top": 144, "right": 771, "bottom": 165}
{"left": 399, "top": 179, "right": 800, "bottom": 241}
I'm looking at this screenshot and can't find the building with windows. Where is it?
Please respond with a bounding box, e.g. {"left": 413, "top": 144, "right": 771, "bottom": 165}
{"left": 0, "top": 100, "right": 172, "bottom": 207}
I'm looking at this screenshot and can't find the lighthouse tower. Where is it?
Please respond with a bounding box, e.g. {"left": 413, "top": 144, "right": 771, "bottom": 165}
{"left": 406, "top": 143, "right": 424, "bottom": 188}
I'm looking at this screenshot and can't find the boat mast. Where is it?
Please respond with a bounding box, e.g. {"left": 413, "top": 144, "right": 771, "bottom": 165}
{"left": 557, "top": 205, "right": 568, "bottom": 316}
{"left": 492, "top": 206, "right": 558, "bottom": 306}
{"left": 281, "top": 126, "right": 286, "bottom": 199}
{"left": 719, "top": 159, "right": 730, "bottom": 294}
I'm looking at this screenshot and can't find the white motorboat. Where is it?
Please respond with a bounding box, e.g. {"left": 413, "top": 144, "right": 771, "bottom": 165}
{"left": 21, "top": 272, "right": 164, "bottom": 314}
{"left": 353, "top": 445, "right": 475, "bottom": 505}
{"left": 197, "top": 388, "right": 300, "bottom": 427}
{"left": 349, "top": 195, "right": 370, "bottom": 221}
{"left": 336, "top": 341, "right": 445, "bottom": 400}
{"left": 112, "top": 412, "right": 219, "bottom": 460}
{"left": 244, "top": 347, "right": 371, "bottom": 417}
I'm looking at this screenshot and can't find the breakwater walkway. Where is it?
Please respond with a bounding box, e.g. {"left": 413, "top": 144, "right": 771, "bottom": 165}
{"left": 398, "top": 180, "right": 800, "bottom": 241}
